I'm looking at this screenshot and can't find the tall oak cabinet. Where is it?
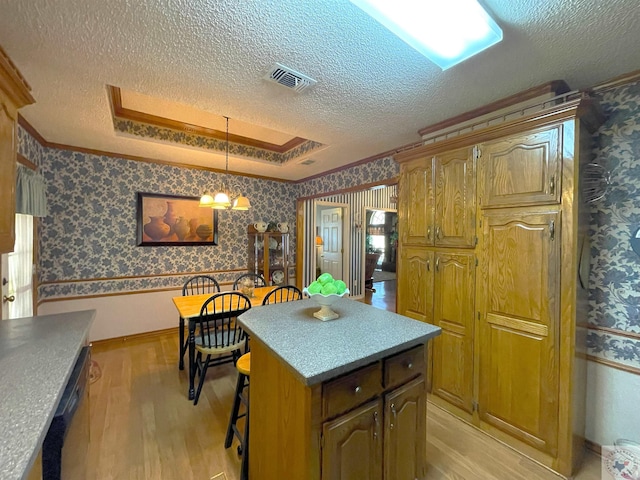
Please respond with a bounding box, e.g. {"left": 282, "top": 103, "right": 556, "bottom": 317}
{"left": 0, "top": 47, "right": 34, "bottom": 254}
{"left": 396, "top": 96, "right": 602, "bottom": 477}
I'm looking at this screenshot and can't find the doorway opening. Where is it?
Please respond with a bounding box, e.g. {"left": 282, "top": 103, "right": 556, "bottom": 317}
{"left": 362, "top": 208, "right": 397, "bottom": 311}
{"left": 314, "top": 202, "right": 349, "bottom": 285}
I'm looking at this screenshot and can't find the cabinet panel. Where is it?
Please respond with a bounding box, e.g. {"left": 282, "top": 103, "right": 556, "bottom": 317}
{"left": 480, "top": 126, "right": 561, "bottom": 208}
{"left": 478, "top": 210, "right": 560, "bottom": 455}
{"left": 0, "top": 100, "right": 16, "bottom": 253}
{"left": 383, "top": 377, "right": 426, "bottom": 480}
{"left": 397, "top": 247, "right": 433, "bottom": 323}
{"left": 322, "top": 399, "right": 383, "bottom": 480}
{"left": 400, "top": 157, "right": 433, "bottom": 245}
{"left": 432, "top": 252, "right": 475, "bottom": 413}
{"left": 434, "top": 147, "right": 476, "bottom": 247}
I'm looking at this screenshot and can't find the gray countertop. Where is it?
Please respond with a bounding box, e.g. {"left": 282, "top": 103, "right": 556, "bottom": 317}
{"left": 0, "top": 310, "right": 95, "bottom": 480}
{"left": 238, "top": 298, "right": 440, "bottom": 386}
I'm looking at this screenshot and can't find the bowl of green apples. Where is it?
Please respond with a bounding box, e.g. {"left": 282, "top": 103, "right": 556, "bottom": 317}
{"left": 303, "top": 273, "right": 349, "bottom": 321}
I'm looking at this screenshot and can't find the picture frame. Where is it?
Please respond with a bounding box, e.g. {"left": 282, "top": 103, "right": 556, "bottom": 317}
{"left": 136, "top": 192, "right": 218, "bottom": 246}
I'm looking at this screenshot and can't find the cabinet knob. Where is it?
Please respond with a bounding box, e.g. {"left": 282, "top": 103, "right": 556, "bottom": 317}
{"left": 407, "top": 362, "right": 413, "bottom": 370}
{"left": 354, "top": 386, "right": 361, "bottom": 394}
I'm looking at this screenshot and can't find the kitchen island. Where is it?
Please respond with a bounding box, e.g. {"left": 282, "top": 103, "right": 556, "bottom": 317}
{"left": 0, "top": 310, "right": 95, "bottom": 480}
{"left": 238, "top": 298, "right": 440, "bottom": 480}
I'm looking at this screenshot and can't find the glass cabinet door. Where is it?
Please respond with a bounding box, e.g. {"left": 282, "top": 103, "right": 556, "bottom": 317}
{"left": 247, "top": 228, "right": 291, "bottom": 286}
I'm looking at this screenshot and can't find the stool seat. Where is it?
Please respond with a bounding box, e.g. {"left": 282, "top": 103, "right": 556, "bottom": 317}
{"left": 236, "top": 353, "right": 251, "bottom": 376}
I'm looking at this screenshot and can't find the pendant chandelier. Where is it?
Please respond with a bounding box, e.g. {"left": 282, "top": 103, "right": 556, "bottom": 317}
{"left": 199, "top": 116, "right": 251, "bottom": 210}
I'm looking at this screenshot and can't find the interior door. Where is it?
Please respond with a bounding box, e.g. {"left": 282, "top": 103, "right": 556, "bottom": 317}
{"left": 320, "top": 207, "right": 343, "bottom": 280}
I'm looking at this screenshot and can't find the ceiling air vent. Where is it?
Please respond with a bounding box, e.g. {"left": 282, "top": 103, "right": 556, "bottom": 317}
{"left": 264, "top": 63, "right": 317, "bottom": 93}
{"left": 299, "top": 158, "right": 316, "bottom": 165}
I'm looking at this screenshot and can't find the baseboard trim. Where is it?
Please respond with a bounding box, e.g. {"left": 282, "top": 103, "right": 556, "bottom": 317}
{"left": 91, "top": 327, "right": 176, "bottom": 350}
{"left": 584, "top": 439, "right": 602, "bottom": 457}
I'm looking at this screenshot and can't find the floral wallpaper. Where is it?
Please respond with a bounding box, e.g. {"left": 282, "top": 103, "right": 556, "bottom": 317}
{"left": 587, "top": 80, "right": 640, "bottom": 370}
{"left": 18, "top": 137, "right": 298, "bottom": 299}
{"left": 296, "top": 156, "right": 399, "bottom": 197}
{"left": 17, "top": 125, "right": 398, "bottom": 301}
{"left": 114, "top": 118, "right": 327, "bottom": 164}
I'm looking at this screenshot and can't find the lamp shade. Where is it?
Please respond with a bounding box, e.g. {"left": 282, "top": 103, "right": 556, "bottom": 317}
{"left": 199, "top": 192, "right": 214, "bottom": 207}
{"left": 211, "top": 191, "right": 231, "bottom": 209}
{"left": 232, "top": 195, "right": 251, "bottom": 210}
{"left": 315, "top": 235, "right": 324, "bottom": 246}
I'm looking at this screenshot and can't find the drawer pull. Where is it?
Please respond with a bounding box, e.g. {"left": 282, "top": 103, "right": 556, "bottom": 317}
{"left": 407, "top": 362, "right": 413, "bottom": 370}
{"left": 354, "top": 386, "right": 361, "bottom": 394}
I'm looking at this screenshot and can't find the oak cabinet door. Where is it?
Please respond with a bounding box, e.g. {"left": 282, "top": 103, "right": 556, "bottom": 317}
{"left": 432, "top": 252, "right": 475, "bottom": 413}
{"left": 434, "top": 147, "right": 476, "bottom": 247}
{"left": 322, "top": 399, "right": 383, "bottom": 480}
{"left": 384, "top": 377, "right": 426, "bottom": 480}
{"left": 479, "top": 126, "right": 561, "bottom": 208}
{"left": 400, "top": 157, "right": 434, "bottom": 246}
{"left": 478, "top": 210, "right": 560, "bottom": 456}
{"left": 0, "top": 100, "right": 16, "bottom": 254}
{"left": 397, "top": 247, "right": 433, "bottom": 324}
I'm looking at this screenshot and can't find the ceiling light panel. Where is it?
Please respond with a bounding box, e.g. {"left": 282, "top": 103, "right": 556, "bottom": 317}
{"left": 349, "top": 0, "right": 503, "bottom": 70}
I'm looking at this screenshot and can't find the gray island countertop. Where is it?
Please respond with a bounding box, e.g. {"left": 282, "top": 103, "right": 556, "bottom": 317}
{"left": 0, "top": 310, "right": 95, "bottom": 480}
{"left": 238, "top": 298, "right": 440, "bottom": 386}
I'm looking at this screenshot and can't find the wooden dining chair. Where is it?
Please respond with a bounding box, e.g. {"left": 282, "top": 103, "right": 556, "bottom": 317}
{"left": 178, "top": 275, "right": 221, "bottom": 370}
{"left": 232, "top": 273, "right": 266, "bottom": 290}
{"left": 193, "top": 291, "right": 251, "bottom": 405}
{"left": 262, "top": 285, "right": 303, "bottom": 305}
{"left": 225, "top": 284, "right": 302, "bottom": 479}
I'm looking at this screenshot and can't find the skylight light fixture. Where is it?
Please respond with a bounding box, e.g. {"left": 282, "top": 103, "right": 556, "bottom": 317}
{"left": 349, "top": 0, "right": 503, "bottom": 70}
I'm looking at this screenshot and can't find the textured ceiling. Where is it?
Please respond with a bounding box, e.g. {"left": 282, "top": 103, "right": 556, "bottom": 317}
{"left": 1, "top": 0, "right": 639, "bottom": 181}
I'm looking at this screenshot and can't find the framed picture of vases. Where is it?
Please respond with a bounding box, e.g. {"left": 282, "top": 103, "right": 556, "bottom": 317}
{"left": 136, "top": 192, "right": 219, "bottom": 246}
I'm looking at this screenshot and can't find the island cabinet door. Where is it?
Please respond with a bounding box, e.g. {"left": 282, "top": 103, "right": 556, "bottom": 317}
{"left": 383, "top": 376, "right": 426, "bottom": 480}
{"left": 322, "top": 399, "right": 383, "bottom": 480}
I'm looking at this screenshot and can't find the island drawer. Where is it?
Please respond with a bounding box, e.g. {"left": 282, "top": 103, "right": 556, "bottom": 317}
{"left": 322, "top": 362, "right": 382, "bottom": 419}
{"left": 383, "top": 344, "right": 425, "bottom": 389}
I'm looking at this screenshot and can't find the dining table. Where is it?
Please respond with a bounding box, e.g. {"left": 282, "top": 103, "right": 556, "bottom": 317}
{"left": 172, "top": 286, "right": 276, "bottom": 400}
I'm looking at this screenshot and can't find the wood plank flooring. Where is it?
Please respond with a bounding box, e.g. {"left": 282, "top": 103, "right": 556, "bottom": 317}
{"left": 86, "top": 292, "right": 601, "bottom": 479}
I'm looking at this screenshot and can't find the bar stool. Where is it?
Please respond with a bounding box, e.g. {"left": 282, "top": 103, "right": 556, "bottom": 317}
{"left": 225, "top": 352, "right": 250, "bottom": 480}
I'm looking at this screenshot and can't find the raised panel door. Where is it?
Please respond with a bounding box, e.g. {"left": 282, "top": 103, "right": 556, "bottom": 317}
{"left": 480, "top": 126, "right": 562, "bottom": 208}
{"left": 478, "top": 210, "right": 560, "bottom": 456}
{"left": 400, "top": 157, "right": 433, "bottom": 245}
{"left": 397, "top": 247, "right": 433, "bottom": 323}
{"left": 432, "top": 252, "right": 475, "bottom": 413}
{"left": 322, "top": 399, "right": 383, "bottom": 480}
{"left": 383, "top": 377, "right": 426, "bottom": 480}
{"left": 434, "top": 147, "right": 476, "bottom": 247}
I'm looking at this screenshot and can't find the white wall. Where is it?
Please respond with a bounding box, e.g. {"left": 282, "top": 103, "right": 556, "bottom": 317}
{"left": 586, "top": 361, "right": 640, "bottom": 446}
{"left": 37, "top": 286, "right": 232, "bottom": 341}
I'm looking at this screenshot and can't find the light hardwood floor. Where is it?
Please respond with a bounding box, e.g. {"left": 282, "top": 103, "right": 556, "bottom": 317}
{"left": 86, "top": 325, "right": 601, "bottom": 480}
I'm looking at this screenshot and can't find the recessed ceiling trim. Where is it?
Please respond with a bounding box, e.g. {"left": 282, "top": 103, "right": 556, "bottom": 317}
{"left": 108, "top": 86, "right": 308, "bottom": 153}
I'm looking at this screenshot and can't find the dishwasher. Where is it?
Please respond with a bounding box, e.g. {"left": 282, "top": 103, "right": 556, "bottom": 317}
{"left": 43, "top": 345, "right": 90, "bottom": 480}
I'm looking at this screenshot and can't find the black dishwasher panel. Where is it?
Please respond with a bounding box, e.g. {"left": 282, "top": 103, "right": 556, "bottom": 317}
{"left": 43, "top": 345, "right": 90, "bottom": 480}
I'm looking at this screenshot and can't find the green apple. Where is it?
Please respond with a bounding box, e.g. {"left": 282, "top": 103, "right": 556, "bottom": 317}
{"left": 317, "top": 272, "right": 334, "bottom": 285}
{"left": 307, "top": 281, "right": 322, "bottom": 294}
{"left": 334, "top": 280, "right": 347, "bottom": 294}
{"left": 321, "top": 283, "right": 338, "bottom": 295}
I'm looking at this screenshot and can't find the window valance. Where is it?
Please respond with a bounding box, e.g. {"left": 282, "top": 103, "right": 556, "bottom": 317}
{"left": 16, "top": 164, "right": 48, "bottom": 217}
